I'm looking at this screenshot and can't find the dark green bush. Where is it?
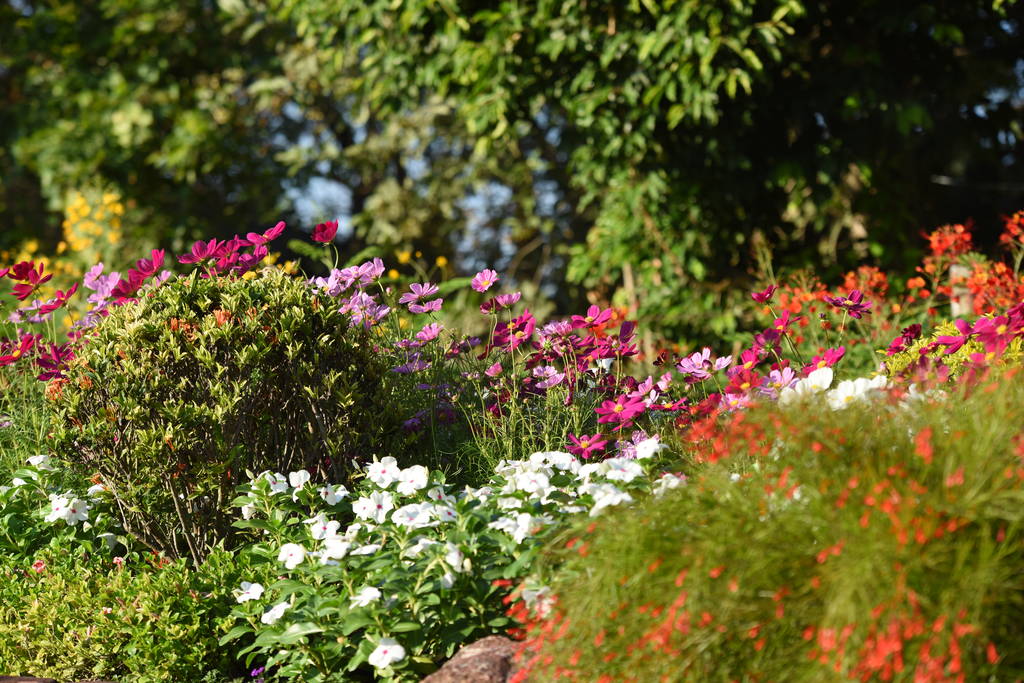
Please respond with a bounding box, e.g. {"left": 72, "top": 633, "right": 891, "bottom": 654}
{"left": 49, "top": 268, "right": 415, "bottom": 562}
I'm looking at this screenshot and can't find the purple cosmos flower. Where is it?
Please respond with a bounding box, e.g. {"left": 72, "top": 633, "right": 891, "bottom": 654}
{"left": 178, "top": 238, "right": 223, "bottom": 265}
{"left": 567, "top": 433, "right": 608, "bottom": 459}
{"left": 532, "top": 365, "right": 565, "bottom": 390}
{"left": 471, "top": 269, "right": 499, "bottom": 293}
{"left": 408, "top": 298, "right": 443, "bottom": 314}
{"left": 312, "top": 220, "right": 339, "bottom": 243}
{"left": 935, "top": 319, "right": 975, "bottom": 355}
{"left": 311, "top": 269, "right": 351, "bottom": 297}
{"left": 824, "top": 290, "right": 872, "bottom": 319}
{"left": 339, "top": 292, "right": 390, "bottom": 329}
{"left": 399, "top": 282, "right": 440, "bottom": 305}
{"left": 675, "top": 348, "right": 731, "bottom": 381}
{"left": 760, "top": 367, "right": 798, "bottom": 399}
{"left": 391, "top": 352, "right": 430, "bottom": 374}
{"left": 353, "top": 258, "right": 385, "bottom": 286}
{"left": 570, "top": 305, "right": 613, "bottom": 330}
{"left": 751, "top": 285, "right": 778, "bottom": 304}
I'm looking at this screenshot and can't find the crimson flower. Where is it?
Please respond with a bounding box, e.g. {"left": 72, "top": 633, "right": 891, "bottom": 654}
{"left": 7, "top": 261, "right": 52, "bottom": 301}
{"left": 725, "top": 368, "right": 763, "bottom": 395}
{"left": 312, "top": 221, "right": 339, "bottom": 243}
{"left": 38, "top": 283, "right": 79, "bottom": 315}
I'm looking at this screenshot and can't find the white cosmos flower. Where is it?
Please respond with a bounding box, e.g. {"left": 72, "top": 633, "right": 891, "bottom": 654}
{"left": 319, "top": 483, "right": 348, "bottom": 505}
{"left": 827, "top": 375, "right": 889, "bottom": 411}
{"left": 602, "top": 458, "right": 644, "bottom": 483}
{"left": 368, "top": 637, "right": 406, "bottom": 669}
{"left": 288, "top": 469, "right": 311, "bottom": 489}
{"left": 366, "top": 456, "right": 401, "bottom": 488}
{"left": 352, "top": 491, "right": 395, "bottom": 523}
{"left": 391, "top": 503, "right": 433, "bottom": 529}
{"left": 351, "top": 586, "right": 382, "bottom": 607}
{"left": 235, "top": 581, "right": 264, "bottom": 603}
{"left": 395, "top": 465, "right": 429, "bottom": 496}
{"left": 780, "top": 366, "right": 834, "bottom": 405}
{"left": 265, "top": 472, "right": 289, "bottom": 494}
{"left": 277, "top": 543, "right": 306, "bottom": 569}
{"left": 260, "top": 601, "right": 289, "bottom": 625}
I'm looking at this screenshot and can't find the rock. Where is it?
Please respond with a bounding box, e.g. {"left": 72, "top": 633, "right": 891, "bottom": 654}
{"left": 421, "top": 636, "right": 520, "bottom": 683}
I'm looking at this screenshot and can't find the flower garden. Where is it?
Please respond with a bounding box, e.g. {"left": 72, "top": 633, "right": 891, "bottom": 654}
{"left": 3, "top": 206, "right": 1024, "bottom": 682}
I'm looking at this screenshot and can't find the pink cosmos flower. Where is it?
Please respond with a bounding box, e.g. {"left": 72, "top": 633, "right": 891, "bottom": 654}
{"left": 484, "top": 361, "right": 503, "bottom": 377}
{"left": 415, "top": 322, "right": 443, "bottom": 342}
{"left": 312, "top": 220, "right": 339, "bottom": 243}
{"left": 804, "top": 346, "right": 846, "bottom": 374}
{"left": 973, "top": 316, "right": 1016, "bottom": 354}
{"left": 471, "top": 269, "right": 499, "bottom": 293}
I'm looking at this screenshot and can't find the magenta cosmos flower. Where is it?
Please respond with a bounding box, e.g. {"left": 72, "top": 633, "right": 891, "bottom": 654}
{"left": 567, "top": 433, "right": 608, "bottom": 459}
{"left": 245, "top": 221, "right": 286, "bottom": 246}
{"left": 178, "top": 238, "right": 223, "bottom": 265}
{"left": 750, "top": 285, "right": 778, "bottom": 304}
{"left": 570, "top": 305, "right": 613, "bottom": 330}
{"left": 595, "top": 393, "right": 646, "bottom": 430}
{"left": 471, "top": 269, "right": 499, "bottom": 293}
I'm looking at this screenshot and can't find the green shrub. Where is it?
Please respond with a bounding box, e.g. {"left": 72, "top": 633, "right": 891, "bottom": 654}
{"left": 884, "top": 316, "right": 1024, "bottom": 379}
{"left": 517, "top": 372, "right": 1024, "bottom": 681}
{"left": 49, "top": 268, "right": 417, "bottom": 563}
{"left": 0, "top": 546, "right": 247, "bottom": 682}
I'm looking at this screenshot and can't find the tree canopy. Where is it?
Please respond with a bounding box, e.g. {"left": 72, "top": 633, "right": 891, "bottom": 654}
{"left": 2, "top": 0, "right": 1022, "bottom": 340}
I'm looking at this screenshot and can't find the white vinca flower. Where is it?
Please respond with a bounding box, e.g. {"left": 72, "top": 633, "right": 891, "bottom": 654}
{"left": 350, "top": 543, "right": 381, "bottom": 556}
{"left": 260, "top": 601, "right": 289, "bottom": 625}
{"left": 351, "top": 586, "right": 382, "bottom": 607}
{"left": 27, "top": 454, "right": 56, "bottom": 471}
{"left": 240, "top": 502, "right": 257, "bottom": 520}
{"left": 366, "top": 456, "right": 401, "bottom": 488}
{"left": 306, "top": 514, "right": 341, "bottom": 540}
{"left": 368, "top": 637, "right": 406, "bottom": 669}
{"left": 352, "top": 491, "right": 395, "bottom": 523}
{"left": 586, "top": 483, "right": 633, "bottom": 516}
{"left": 514, "top": 470, "right": 550, "bottom": 495}
{"left": 444, "top": 542, "right": 465, "bottom": 573}
{"left": 235, "top": 581, "right": 264, "bottom": 603}
{"left": 391, "top": 503, "right": 433, "bottom": 529}
{"left": 265, "top": 472, "right": 289, "bottom": 494}
{"left": 277, "top": 543, "right": 306, "bottom": 569}
{"left": 395, "top": 465, "right": 429, "bottom": 496}
{"left": 288, "top": 469, "right": 311, "bottom": 489}
{"left": 319, "top": 483, "right": 348, "bottom": 505}
{"left": 653, "top": 473, "right": 686, "bottom": 496}
{"left": 403, "top": 536, "right": 438, "bottom": 558}
{"left": 321, "top": 537, "right": 352, "bottom": 561}
{"left": 602, "top": 458, "right": 644, "bottom": 483}
{"left": 45, "top": 494, "right": 90, "bottom": 525}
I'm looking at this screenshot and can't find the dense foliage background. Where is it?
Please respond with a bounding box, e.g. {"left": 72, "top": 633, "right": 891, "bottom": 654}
{"left": 2, "top": 0, "right": 1022, "bottom": 342}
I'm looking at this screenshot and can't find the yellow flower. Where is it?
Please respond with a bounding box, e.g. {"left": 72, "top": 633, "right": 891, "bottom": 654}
{"left": 387, "top": 269, "right": 399, "bottom": 280}
{"left": 396, "top": 250, "right": 412, "bottom": 264}
{"left": 435, "top": 255, "right": 448, "bottom": 268}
